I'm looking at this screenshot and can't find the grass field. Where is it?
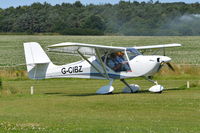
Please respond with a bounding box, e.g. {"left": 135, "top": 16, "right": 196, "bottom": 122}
{"left": 0, "top": 79, "right": 200, "bottom": 133}
{"left": 0, "top": 35, "right": 200, "bottom": 67}
{"left": 0, "top": 35, "right": 200, "bottom": 132}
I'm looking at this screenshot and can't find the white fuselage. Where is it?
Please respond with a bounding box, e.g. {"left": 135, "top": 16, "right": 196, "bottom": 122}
{"left": 35, "top": 55, "right": 166, "bottom": 80}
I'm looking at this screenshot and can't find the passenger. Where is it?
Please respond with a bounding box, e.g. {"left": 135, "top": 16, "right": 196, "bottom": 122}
{"left": 107, "top": 53, "right": 122, "bottom": 72}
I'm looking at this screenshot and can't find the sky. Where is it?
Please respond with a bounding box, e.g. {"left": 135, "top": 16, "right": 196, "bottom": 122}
{"left": 0, "top": 0, "right": 199, "bottom": 9}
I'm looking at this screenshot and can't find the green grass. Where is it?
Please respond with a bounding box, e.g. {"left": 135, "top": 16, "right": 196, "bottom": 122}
{"left": 0, "top": 35, "right": 200, "bottom": 67}
{"left": 0, "top": 79, "right": 200, "bottom": 132}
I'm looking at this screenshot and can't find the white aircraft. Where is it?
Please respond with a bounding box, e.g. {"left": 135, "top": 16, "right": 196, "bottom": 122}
{"left": 23, "top": 42, "right": 181, "bottom": 94}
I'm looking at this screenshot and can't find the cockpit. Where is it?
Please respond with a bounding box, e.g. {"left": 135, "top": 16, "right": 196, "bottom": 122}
{"left": 102, "top": 48, "right": 141, "bottom": 72}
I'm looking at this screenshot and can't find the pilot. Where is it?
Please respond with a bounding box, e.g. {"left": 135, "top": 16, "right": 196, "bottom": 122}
{"left": 115, "top": 52, "right": 131, "bottom": 71}
{"left": 116, "top": 52, "right": 125, "bottom": 63}
{"left": 107, "top": 53, "right": 122, "bottom": 72}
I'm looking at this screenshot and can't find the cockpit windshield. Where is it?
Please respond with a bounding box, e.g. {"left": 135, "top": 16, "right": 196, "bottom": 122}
{"left": 126, "top": 48, "right": 141, "bottom": 60}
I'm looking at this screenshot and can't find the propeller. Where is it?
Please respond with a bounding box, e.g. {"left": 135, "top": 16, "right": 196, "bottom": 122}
{"left": 157, "top": 62, "right": 175, "bottom": 72}
{"left": 166, "top": 62, "right": 175, "bottom": 71}
{"left": 157, "top": 56, "right": 175, "bottom": 72}
{"left": 161, "top": 50, "right": 175, "bottom": 72}
{"left": 157, "top": 61, "right": 164, "bottom": 72}
{"left": 152, "top": 48, "right": 176, "bottom": 72}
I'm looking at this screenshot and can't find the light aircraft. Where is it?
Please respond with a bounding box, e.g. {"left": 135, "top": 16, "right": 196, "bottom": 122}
{"left": 23, "top": 42, "right": 181, "bottom": 94}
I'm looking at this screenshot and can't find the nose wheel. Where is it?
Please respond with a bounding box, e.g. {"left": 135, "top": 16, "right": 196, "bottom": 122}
{"left": 145, "top": 76, "right": 164, "bottom": 93}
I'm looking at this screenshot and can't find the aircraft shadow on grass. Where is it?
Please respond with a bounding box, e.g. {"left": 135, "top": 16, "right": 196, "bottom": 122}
{"left": 43, "top": 87, "right": 186, "bottom": 97}
{"left": 44, "top": 91, "right": 151, "bottom": 97}
{"left": 164, "top": 87, "right": 186, "bottom": 91}
{"left": 44, "top": 92, "right": 98, "bottom": 97}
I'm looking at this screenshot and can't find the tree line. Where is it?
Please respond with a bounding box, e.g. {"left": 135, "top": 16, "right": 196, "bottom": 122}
{"left": 0, "top": 1, "right": 200, "bottom": 35}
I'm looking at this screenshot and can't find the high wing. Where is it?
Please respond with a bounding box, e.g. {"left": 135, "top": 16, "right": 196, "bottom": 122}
{"left": 48, "top": 42, "right": 126, "bottom": 56}
{"left": 133, "top": 43, "right": 182, "bottom": 55}
{"left": 133, "top": 43, "right": 181, "bottom": 50}
{"left": 48, "top": 42, "right": 181, "bottom": 55}
{"left": 48, "top": 42, "right": 127, "bottom": 80}
{"left": 47, "top": 42, "right": 181, "bottom": 79}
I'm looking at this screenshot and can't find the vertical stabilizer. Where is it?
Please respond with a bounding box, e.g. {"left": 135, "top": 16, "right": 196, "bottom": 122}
{"left": 23, "top": 42, "right": 53, "bottom": 79}
{"left": 24, "top": 42, "right": 50, "bottom": 65}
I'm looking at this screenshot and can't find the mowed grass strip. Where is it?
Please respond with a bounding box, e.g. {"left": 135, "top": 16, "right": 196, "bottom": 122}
{"left": 0, "top": 79, "right": 200, "bottom": 132}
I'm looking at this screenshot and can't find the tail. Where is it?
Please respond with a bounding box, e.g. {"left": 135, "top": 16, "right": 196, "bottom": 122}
{"left": 23, "top": 42, "right": 54, "bottom": 79}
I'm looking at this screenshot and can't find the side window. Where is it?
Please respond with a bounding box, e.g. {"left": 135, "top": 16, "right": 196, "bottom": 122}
{"left": 106, "top": 52, "right": 131, "bottom": 72}
{"left": 126, "top": 48, "right": 141, "bottom": 60}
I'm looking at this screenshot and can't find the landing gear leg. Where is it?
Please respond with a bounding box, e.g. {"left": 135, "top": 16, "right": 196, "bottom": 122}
{"left": 120, "top": 79, "right": 133, "bottom": 93}
{"left": 145, "top": 76, "right": 158, "bottom": 85}
{"left": 96, "top": 79, "right": 114, "bottom": 94}
{"left": 120, "top": 79, "right": 140, "bottom": 93}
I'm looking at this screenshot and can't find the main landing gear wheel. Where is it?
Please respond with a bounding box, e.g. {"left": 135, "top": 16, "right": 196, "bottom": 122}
{"left": 122, "top": 84, "right": 140, "bottom": 93}
{"left": 96, "top": 80, "right": 114, "bottom": 94}
{"left": 120, "top": 79, "right": 140, "bottom": 93}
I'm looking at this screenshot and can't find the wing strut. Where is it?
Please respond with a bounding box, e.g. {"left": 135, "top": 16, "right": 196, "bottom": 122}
{"left": 77, "top": 49, "right": 108, "bottom": 79}
{"left": 95, "top": 48, "right": 110, "bottom": 80}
